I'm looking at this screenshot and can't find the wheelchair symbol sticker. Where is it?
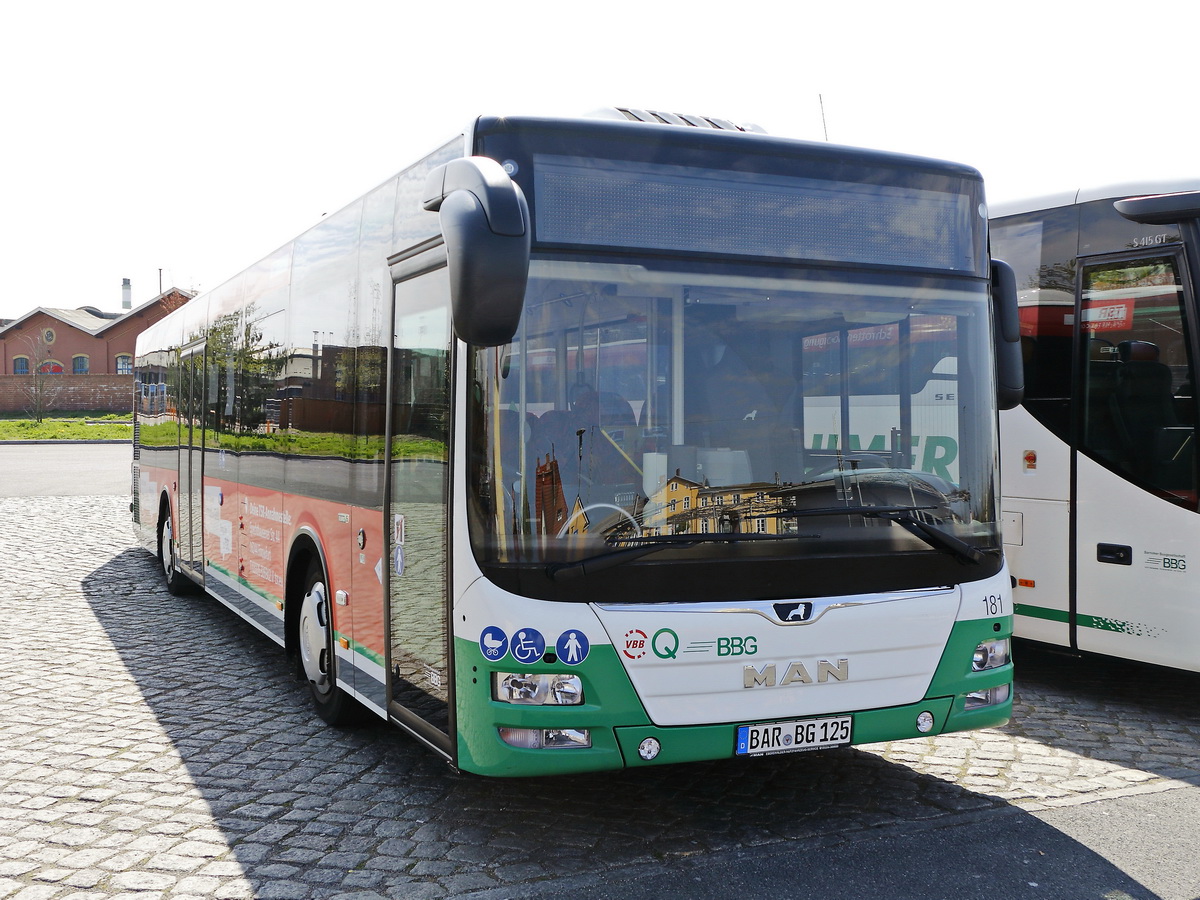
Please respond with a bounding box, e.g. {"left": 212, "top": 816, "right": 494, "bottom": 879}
{"left": 479, "top": 626, "right": 508, "bottom": 661}
{"left": 510, "top": 627, "right": 546, "bottom": 665}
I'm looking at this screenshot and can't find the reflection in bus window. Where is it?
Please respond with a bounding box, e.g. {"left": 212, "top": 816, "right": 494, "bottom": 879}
{"left": 469, "top": 260, "right": 995, "bottom": 577}
{"left": 1079, "top": 257, "right": 1194, "bottom": 500}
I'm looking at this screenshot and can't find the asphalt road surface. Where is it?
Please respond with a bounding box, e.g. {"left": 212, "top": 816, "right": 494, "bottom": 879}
{"left": 0, "top": 441, "right": 131, "bottom": 497}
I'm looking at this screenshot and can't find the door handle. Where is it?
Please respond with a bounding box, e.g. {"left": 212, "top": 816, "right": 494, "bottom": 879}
{"left": 1097, "top": 543, "right": 1132, "bottom": 565}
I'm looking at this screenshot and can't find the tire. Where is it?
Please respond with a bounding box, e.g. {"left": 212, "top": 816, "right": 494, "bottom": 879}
{"left": 296, "top": 560, "right": 358, "bottom": 725}
{"left": 158, "top": 503, "right": 190, "bottom": 596}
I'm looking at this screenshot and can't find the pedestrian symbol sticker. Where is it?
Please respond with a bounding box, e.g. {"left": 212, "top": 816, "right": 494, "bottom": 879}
{"left": 510, "top": 627, "right": 546, "bottom": 665}
{"left": 479, "top": 626, "right": 508, "bottom": 661}
{"left": 556, "top": 630, "right": 590, "bottom": 665}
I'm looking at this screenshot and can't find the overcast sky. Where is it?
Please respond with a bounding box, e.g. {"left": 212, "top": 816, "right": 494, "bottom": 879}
{"left": 2, "top": 0, "right": 1195, "bottom": 321}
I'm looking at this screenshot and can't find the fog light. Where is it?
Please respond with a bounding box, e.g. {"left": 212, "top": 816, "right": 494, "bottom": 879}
{"left": 638, "top": 737, "right": 661, "bottom": 761}
{"left": 964, "top": 683, "right": 1012, "bottom": 710}
{"left": 494, "top": 673, "right": 583, "bottom": 705}
{"left": 497, "top": 727, "right": 591, "bottom": 749}
{"left": 971, "top": 639, "right": 1011, "bottom": 671}
{"left": 915, "top": 711, "right": 935, "bottom": 733}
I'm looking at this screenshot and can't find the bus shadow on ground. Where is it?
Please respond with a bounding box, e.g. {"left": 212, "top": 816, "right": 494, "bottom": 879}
{"left": 79, "top": 549, "right": 1163, "bottom": 898}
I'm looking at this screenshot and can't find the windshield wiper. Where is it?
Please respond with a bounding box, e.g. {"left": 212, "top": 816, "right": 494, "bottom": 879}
{"left": 545, "top": 533, "right": 814, "bottom": 582}
{"left": 771, "top": 504, "right": 984, "bottom": 564}
{"left": 879, "top": 510, "right": 984, "bottom": 564}
{"left": 767, "top": 503, "right": 936, "bottom": 520}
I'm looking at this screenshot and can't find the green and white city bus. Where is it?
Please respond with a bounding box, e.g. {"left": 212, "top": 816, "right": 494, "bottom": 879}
{"left": 133, "top": 110, "right": 1020, "bottom": 776}
{"left": 993, "top": 181, "right": 1200, "bottom": 671}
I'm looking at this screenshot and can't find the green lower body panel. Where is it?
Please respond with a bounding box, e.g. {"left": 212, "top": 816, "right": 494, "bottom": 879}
{"left": 613, "top": 697, "right": 957, "bottom": 767}
{"left": 454, "top": 637, "right": 650, "bottom": 778}
{"left": 927, "top": 614, "right": 1014, "bottom": 736}
{"left": 452, "top": 616, "right": 1013, "bottom": 777}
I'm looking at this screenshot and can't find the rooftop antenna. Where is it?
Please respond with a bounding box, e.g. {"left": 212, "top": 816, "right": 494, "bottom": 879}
{"left": 819, "top": 94, "right": 829, "bottom": 142}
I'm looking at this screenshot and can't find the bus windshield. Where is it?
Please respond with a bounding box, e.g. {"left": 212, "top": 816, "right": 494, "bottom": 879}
{"left": 468, "top": 257, "right": 998, "bottom": 599}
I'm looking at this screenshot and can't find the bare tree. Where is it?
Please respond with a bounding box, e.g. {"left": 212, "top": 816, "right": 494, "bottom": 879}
{"left": 21, "top": 330, "right": 63, "bottom": 422}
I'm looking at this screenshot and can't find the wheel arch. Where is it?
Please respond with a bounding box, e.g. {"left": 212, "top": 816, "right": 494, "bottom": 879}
{"left": 284, "top": 526, "right": 329, "bottom": 664}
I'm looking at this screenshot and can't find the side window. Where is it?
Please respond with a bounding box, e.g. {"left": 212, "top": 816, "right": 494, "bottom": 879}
{"left": 116, "top": 354, "right": 133, "bottom": 375}
{"left": 12, "top": 356, "right": 29, "bottom": 375}
{"left": 72, "top": 355, "right": 89, "bottom": 375}
{"left": 288, "top": 201, "right": 364, "bottom": 460}
{"left": 1078, "top": 254, "right": 1196, "bottom": 506}
{"left": 991, "top": 206, "right": 1079, "bottom": 442}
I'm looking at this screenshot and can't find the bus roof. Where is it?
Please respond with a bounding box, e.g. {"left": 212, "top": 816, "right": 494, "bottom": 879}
{"left": 471, "top": 113, "right": 984, "bottom": 181}
{"left": 991, "top": 176, "right": 1200, "bottom": 219}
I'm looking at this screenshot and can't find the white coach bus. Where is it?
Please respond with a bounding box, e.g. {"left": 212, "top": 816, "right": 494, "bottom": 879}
{"left": 993, "top": 180, "right": 1200, "bottom": 670}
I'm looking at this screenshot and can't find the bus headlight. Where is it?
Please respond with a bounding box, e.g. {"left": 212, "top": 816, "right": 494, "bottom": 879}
{"left": 494, "top": 673, "right": 583, "bottom": 705}
{"left": 971, "top": 638, "right": 1010, "bottom": 671}
{"left": 498, "top": 728, "right": 592, "bottom": 749}
{"left": 964, "top": 683, "right": 1011, "bottom": 709}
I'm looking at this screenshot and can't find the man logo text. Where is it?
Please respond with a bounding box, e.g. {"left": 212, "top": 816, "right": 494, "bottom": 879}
{"left": 743, "top": 658, "right": 850, "bottom": 688}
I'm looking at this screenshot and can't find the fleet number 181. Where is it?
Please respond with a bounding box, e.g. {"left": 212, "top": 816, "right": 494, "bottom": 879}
{"left": 981, "top": 594, "right": 1005, "bottom": 616}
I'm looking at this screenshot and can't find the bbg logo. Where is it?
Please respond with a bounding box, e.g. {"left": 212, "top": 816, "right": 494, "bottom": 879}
{"left": 649, "top": 629, "right": 757, "bottom": 660}
{"left": 717, "top": 636, "right": 758, "bottom": 656}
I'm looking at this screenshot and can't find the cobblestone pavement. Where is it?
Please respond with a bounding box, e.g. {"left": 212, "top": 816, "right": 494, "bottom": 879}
{"left": 3, "top": 495, "right": 1200, "bottom": 898}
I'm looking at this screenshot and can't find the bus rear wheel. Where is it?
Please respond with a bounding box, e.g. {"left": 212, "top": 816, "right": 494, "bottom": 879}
{"left": 297, "top": 560, "right": 357, "bottom": 726}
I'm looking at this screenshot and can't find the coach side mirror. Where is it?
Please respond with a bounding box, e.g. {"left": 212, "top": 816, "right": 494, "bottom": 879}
{"left": 991, "top": 259, "right": 1023, "bottom": 411}
{"left": 424, "top": 157, "right": 531, "bottom": 347}
{"left": 1114, "top": 190, "right": 1200, "bottom": 225}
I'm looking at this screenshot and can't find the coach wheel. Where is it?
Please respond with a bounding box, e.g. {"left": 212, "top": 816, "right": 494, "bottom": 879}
{"left": 297, "top": 560, "right": 356, "bottom": 725}
{"left": 158, "top": 504, "right": 188, "bottom": 596}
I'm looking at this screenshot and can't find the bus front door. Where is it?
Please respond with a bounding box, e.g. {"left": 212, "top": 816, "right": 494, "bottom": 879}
{"left": 1072, "top": 252, "right": 1199, "bottom": 669}
{"left": 385, "top": 269, "right": 452, "bottom": 751}
{"left": 177, "top": 343, "right": 206, "bottom": 581}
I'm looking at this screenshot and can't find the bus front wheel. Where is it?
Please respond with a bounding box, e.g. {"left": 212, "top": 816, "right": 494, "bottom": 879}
{"left": 158, "top": 503, "right": 189, "bottom": 596}
{"left": 297, "top": 560, "right": 357, "bottom": 726}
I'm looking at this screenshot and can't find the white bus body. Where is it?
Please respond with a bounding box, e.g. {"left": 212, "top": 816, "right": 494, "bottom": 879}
{"left": 994, "top": 180, "right": 1200, "bottom": 670}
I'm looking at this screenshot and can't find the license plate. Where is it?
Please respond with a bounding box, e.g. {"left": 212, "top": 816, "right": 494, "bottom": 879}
{"left": 736, "top": 715, "right": 853, "bottom": 756}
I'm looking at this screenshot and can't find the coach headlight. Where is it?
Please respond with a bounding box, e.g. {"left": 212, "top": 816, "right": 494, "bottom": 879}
{"left": 971, "top": 638, "right": 1010, "bottom": 671}
{"left": 493, "top": 673, "right": 583, "bottom": 705}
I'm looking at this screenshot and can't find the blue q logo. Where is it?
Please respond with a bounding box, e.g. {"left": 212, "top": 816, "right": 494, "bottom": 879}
{"left": 652, "top": 628, "right": 679, "bottom": 659}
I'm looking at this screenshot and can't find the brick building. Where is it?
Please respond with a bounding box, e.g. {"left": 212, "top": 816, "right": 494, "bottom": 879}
{"left": 0, "top": 287, "right": 194, "bottom": 414}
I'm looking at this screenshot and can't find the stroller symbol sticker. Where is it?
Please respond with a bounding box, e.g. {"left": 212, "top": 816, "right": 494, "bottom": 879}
{"left": 479, "top": 626, "right": 508, "bottom": 661}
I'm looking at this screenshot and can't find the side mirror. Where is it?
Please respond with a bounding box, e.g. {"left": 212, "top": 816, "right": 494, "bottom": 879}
{"left": 1115, "top": 193, "right": 1200, "bottom": 325}
{"left": 991, "top": 258, "right": 1023, "bottom": 411}
{"left": 424, "top": 157, "right": 531, "bottom": 347}
{"left": 1114, "top": 190, "right": 1200, "bottom": 225}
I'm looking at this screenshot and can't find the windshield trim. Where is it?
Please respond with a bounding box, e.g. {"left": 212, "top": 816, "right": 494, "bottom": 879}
{"left": 526, "top": 259, "right": 989, "bottom": 302}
